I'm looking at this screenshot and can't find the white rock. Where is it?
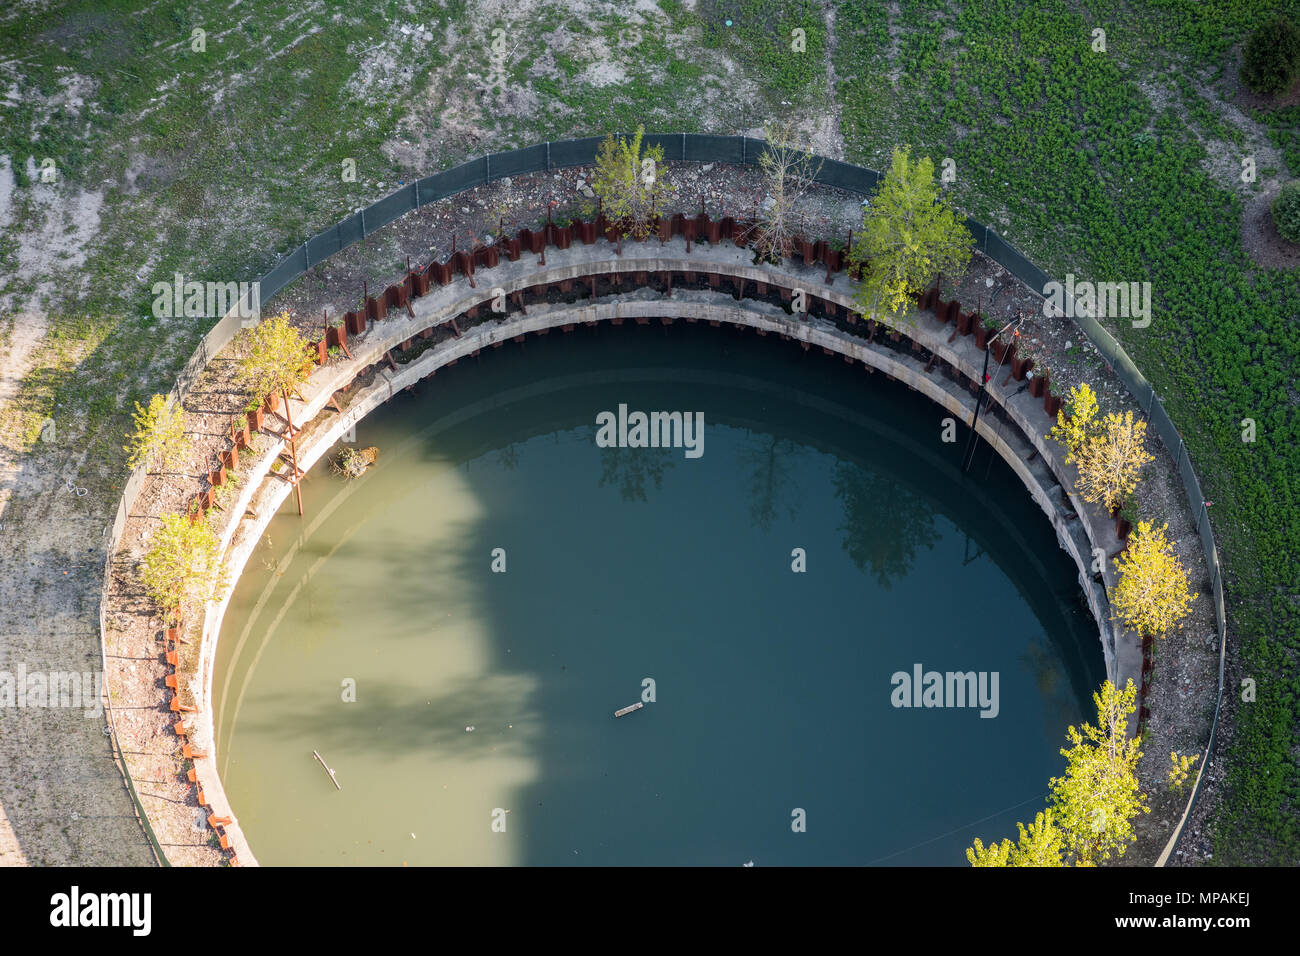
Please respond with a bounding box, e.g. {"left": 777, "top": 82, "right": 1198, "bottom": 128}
{"left": 702, "top": 164, "right": 714, "bottom": 173}
{"left": 501, "top": 176, "right": 511, "bottom": 188}
{"left": 985, "top": 277, "right": 994, "bottom": 287}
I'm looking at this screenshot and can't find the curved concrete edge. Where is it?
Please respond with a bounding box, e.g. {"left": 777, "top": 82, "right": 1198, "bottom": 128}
{"left": 94, "top": 139, "right": 1226, "bottom": 866}
{"left": 185, "top": 270, "right": 1135, "bottom": 865}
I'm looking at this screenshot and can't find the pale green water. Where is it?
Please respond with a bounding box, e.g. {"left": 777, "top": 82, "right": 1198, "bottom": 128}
{"left": 213, "top": 324, "right": 1104, "bottom": 865}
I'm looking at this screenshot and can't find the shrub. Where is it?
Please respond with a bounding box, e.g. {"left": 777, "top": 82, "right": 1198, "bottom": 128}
{"left": 124, "top": 393, "right": 189, "bottom": 473}
{"left": 1272, "top": 181, "right": 1300, "bottom": 244}
{"left": 1240, "top": 16, "right": 1300, "bottom": 95}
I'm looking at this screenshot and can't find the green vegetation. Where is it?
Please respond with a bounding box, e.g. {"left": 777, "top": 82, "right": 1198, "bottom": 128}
{"left": 848, "top": 146, "right": 974, "bottom": 321}
{"left": 239, "top": 310, "right": 313, "bottom": 514}
{"left": 1112, "top": 521, "right": 1199, "bottom": 641}
{"left": 124, "top": 393, "right": 188, "bottom": 472}
{"left": 1240, "top": 15, "right": 1300, "bottom": 95}
{"left": 1169, "top": 752, "right": 1201, "bottom": 794}
{"left": 1273, "top": 180, "right": 1300, "bottom": 243}
{"left": 1074, "top": 411, "right": 1153, "bottom": 515}
{"left": 968, "top": 681, "right": 1147, "bottom": 866}
{"left": 139, "top": 512, "right": 226, "bottom": 627}
{"left": 590, "top": 126, "right": 670, "bottom": 237}
{"left": 698, "top": 0, "right": 825, "bottom": 95}
{"left": 1048, "top": 383, "right": 1099, "bottom": 464}
{"left": 239, "top": 311, "right": 312, "bottom": 401}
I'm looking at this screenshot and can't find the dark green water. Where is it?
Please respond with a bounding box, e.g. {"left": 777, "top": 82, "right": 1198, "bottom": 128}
{"left": 213, "top": 323, "right": 1104, "bottom": 866}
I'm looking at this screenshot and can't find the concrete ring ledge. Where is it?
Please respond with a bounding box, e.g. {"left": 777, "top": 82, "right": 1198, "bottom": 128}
{"left": 153, "top": 240, "right": 1137, "bottom": 865}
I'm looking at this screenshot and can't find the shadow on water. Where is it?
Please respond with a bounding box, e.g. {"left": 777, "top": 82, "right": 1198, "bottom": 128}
{"left": 213, "top": 322, "right": 1105, "bottom": 866}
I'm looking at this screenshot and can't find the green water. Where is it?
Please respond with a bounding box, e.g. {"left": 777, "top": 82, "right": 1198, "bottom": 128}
{"left": 213, "top": 323, "right": 1104, "bottom": 866}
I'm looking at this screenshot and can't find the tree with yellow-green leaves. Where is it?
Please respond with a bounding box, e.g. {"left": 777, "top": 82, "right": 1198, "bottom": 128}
{"left": 124, "top": 393, "right": 189, "bottom": 473}
{"left": 1009, "top": 810, "right": 1067, "bottom": 866}
{"left": 241, "top": 311, "right": 314, "bottom": 516}
{"left": 966, "top": 681, "right": 1147, "bottom": 867}
{"left": 591, "top": 126, "right": 670, "bottom": 239}
{"left": 966, "top": 835, "right": 1013, "bottom": 866}
{"left": 1047, "top": 382, "right": 1098, "bottom": 464}
{"left": 966, "top": 810, "right": 1066, "bottom": 867}
{"left": 848, "top": 146, "right": 974, "bottom": 323}
{"left": 1111, "top": 520, "right": 1198, "bottom": 639}
{"left": 1049, "top": 680, "right": 1148, "bottom": 865}
{"left": 140, "top": 511, "right": 228, "bottom": 628}
{"left": 1075, "top": 410, "right": 1153, "bottom": 514}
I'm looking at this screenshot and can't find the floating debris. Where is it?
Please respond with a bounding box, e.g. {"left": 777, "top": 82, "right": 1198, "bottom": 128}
{"left": 332, "top": 445, "right": 380, "bottom": 479}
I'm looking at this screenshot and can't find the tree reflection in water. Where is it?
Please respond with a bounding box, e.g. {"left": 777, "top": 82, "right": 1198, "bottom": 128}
{"left": 738, "top": 432, "right": 801, "bottom": 532}
{"left": 598, "top": 445, "right": 675, "bottom": 503}
{"left": 833, "top": 460, "right": 940, "bottom": 590}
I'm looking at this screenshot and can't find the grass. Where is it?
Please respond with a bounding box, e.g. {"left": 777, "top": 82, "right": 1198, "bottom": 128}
{"left": 697, "top": 0, "right": 826, "bottom": 95}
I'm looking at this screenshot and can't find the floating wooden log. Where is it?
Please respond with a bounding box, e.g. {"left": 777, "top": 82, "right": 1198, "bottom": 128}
{"left": 313, "top": 750, "right": 341, "bottom": 790}
{"left": 614, "top": 702, "right": 644, "bottom": 718}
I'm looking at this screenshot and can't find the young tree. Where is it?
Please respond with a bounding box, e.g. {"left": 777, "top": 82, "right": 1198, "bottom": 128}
{"left": 1111, "top": 520, "right": 1198, "bottom": 640}
{"left": 1074, "top": 410, "right": 1153, "bottom": 514}
{"left": 140, "top": 511, "right": 227, "bottom": 628}
{"left": 124, "top": 393, "right": 189, "bottom": 472}
{"left": 1049, "top": 680, "right": 1148, "bottom": 865}
{"left": 591, "top": 126, "right": 670, "bottom": 239}
{"left": 751, "top": 121, "right": 823, "bottom": 264}
{"left": 1047, "top": 382, "right": 1098, "bottom": 464}
{"left": 241, "top": 311, "right": 314, "bottom": 515}
{"left": 848, "top": 146, "right": 974, "bottom": 323}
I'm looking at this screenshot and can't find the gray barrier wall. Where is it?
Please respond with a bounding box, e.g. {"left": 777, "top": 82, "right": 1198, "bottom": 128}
{"left": 103, "top": 134, "right": 1226, "bottom": 867}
